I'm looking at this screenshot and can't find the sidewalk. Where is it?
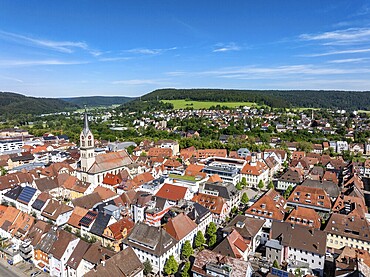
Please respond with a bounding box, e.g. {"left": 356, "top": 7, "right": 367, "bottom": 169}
{"left": 0, "top": 257, "right": 28, "bottom": 276}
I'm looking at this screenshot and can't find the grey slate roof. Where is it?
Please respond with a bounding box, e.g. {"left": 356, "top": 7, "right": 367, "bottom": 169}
{"left": 90, "top": 212, "right": 111, "bottom": 236}
{"left": 270, "top": 221, "right": 326, "bottom": 255}
{"left": 222, "top": 215, "right": 265, "bottom": 239}
{"left": 301, "top": 179, "right": 340, "bottom": 198}
{"left": 124, "top": 222, "right": 178, "bottom": 257}
{"left": 4, "top": 186, "right": 23, "bottom": 200}
{"left": 203, "top": 182, "right": 238, "bottom": 200}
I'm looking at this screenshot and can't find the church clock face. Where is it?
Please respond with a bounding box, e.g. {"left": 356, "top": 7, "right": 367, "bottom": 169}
{"left": 88, "top": 135, "right": 91, "bottom": 139}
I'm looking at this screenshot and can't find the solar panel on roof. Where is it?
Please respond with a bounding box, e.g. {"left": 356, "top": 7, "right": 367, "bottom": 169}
{"left": 17, "top": 186, "right": 37, "bottom": 204}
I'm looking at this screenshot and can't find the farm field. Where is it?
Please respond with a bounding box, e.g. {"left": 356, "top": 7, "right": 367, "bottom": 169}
{"left": 162, "top": 99, "right": 259, "bottom": 109}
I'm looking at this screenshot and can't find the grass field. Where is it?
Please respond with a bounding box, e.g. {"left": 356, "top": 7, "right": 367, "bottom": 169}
{"left": 162, "top": 99, "right": 258, "bottom": 109}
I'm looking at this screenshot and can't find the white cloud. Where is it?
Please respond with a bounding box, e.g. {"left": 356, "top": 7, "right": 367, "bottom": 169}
{"left": 112, "top": 79, "right": 164, "bottom": 85}
{"left": 301, "top": 48, "right": 370, "bottom": 57}
{"left": 0, "top": 30, "right": 101, "bottom": 56}
{"left": 299, "top": 27, "right": 370, "bottom": 45}
{"left": 0, "top": 59, "right": 87, "bottom": 66}
{"left": 167, "top": 64, "right": 370, "bottom": 80}
{"left": 327, "top": 58, "right": 369, "bottom": 63}
{"left": 125, "top": 47, "right": 177, "bottom": 55}
{"left": 98, "top": 57, "right": 131, "bottom": 62}
{"left": 0, "top": 75, "right": 23, "bottom": 83}
{"left": 213, "top": 42, "right": 241, "bottom": 52}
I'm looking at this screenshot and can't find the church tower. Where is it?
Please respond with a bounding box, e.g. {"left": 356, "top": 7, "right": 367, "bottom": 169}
{"left": 80, "top": 110, "right": 95, "bottom": 174}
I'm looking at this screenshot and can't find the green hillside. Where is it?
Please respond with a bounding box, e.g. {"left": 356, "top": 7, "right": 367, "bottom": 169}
{"left": 62, "top": 96, "right": 134, "bottom": 107}
{"left": 140, "top": 88, "right": 370, "bottom": 110}
{"left": 0, "top": 91, "right": 78, "bottom": 116}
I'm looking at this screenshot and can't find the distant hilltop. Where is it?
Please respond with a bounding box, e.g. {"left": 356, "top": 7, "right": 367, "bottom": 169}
{"left": 0, "top": 91, "right": 78, "bottom": 116}
{"left": 138, "top": 88, "right": 370, "bottom": 111}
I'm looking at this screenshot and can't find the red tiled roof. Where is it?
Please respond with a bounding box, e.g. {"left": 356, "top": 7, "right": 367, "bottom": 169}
{"left": 246, "top": 190, "right": 286, "bottom": 221}
{"left": 155, "top": 183, "right": 187, "bottom": 201}
{"left": 164, "top": 213, "right": 197, "bottom": 240}
{"left": 192, "top": 193, "right": 226, "bottom": 215}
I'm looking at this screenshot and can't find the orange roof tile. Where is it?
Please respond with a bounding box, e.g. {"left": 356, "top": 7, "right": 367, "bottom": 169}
{"left": 155, "top": 183, "right": 188, "bottom": 202}
{"left": 246, "top": 190, "right": 286, "bottom": 221}
{"left": 164, "top": 213, "right": 197, "bottom": 240}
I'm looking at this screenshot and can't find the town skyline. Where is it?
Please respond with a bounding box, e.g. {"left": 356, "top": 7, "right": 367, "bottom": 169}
{"left": 1, "top": 1, "right": 370, "bottom": 97}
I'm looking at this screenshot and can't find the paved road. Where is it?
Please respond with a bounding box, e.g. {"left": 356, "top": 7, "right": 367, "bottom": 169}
{"left": 0, "top": 262, "right": 23, "bottom": 277}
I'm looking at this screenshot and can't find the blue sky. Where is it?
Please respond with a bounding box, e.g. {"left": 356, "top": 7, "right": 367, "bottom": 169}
{"left": 1, "top": 0, "right": 370, "bottom": 97}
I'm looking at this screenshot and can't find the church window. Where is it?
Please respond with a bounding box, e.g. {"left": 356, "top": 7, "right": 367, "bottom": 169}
{"left": 88, "top": 140, "right": 92, "bottom": 147}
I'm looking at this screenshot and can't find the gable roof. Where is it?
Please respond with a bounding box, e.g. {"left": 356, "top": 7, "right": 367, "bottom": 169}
{"left": 82, "top": 242, "right": 116, "bottom": 265}
{"left": 66, "top": 239, "right": 91, "bottom": 270}
{"left": 155, "top": 183, "right": 188, "bottom": 202}
{"left": 213, "top": 229, "right": 249, "bottom": 258}
{"left": 192, "top": 193, "right": 226, "bottom": 215}
{"left": 271, "top": 221, "right": 326, "bottom": 255}
{"left": 88, "top": 151, "right": 133, "bottom": 174}
{"left": 67, "top": 206, "right": 89, "bottom": 228}
{"left": 49, "top": 229, "right": 76, "bottom": 260}
{"left": 90, "top": 212, "right": 112, "bottom": 236}
{"left": 34, "top": 177, "right": 59, "bottom": 192}
{"left": 164, "top": 213, "right": 197, "bottom": 240}
{"left": 223, "top": 215, "right": 265, "bottom": 239}
{"left": 85, "top": 247, "right": 143, "bottom": 277}
{"left": 246, "top": 190, "right": 287, "bottom": 221}
{"left": 124, "top": 222, "right": 178, "bottom": 256}
{"left": 72, "top": 192, "right": 102, "bottom": 209}
{"left": 285, "top": 206, "right": 321, "bottom": 229}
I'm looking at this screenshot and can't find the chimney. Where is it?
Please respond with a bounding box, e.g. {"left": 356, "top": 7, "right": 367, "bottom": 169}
{"left": 101, "top": 253, "right": 106, "bottom": 267}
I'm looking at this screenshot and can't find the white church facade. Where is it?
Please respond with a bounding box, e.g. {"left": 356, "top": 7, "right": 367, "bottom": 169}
{"left": 77, "top": 111, "right": 133, "bottom": 185}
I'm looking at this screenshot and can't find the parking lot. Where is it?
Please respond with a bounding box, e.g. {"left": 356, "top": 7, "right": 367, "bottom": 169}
{"left": 13, "top": 261, "right": 48, "bottom": 277}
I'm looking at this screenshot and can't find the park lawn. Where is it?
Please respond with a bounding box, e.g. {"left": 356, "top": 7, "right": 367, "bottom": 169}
{"left": 162, "top": 99, "right": 259, "bottom": 109}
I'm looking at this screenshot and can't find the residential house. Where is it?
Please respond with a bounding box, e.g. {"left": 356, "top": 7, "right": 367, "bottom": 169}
{"left": 84, "top": 246, "right": 144, "bottom": 277}
{"left": 163, "top": 213, "right": 198, "bottom": 256}
{"left": 66, "top": 240, "right": 91, "bottom": 277}
{"left": 79, "top": 242, "right": 116, "bottom": 276}
{"left": 266, "top": 221, "right": 326, "bottom": 276}
{"left": 123, "top": 222, "right": 179, "bottom": 274}
{"left": 191, "top": 249, "right": 253, "bottom": 277}
{"left": 192, "top": 193, "right": 229, "bottom": 225}
{"left": 276, "top": 168, "right": 303, "bottom": 191}
{"left": 49, "top": 230, "right": 79, "bottom": 277}
{"left": 285, "top": 206, "right": 321, "bottom": 229}
{"left": 245, "top": 190, "right": 287, "bottom": 228}
{"left": 222, "top": 215, "right": 265, "bottom": 252}
{"left": 324, "top": 213, "right": 370, "bottom": 252}
{"left": 287, "top": 185, "right": 332, "bottom": 213}
{"left": 41, "top": 199, "right": 74, "bottom": 226}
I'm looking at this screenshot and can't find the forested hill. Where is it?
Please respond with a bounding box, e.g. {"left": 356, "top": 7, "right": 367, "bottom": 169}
{"left": 62, "top": 96, "right": 134, "bottom": 107}
{"left": 0, "top": 92, "right": 78, "bottom": 116}
{"left": 142, "top": 88, "right": 370, "bottom": 110}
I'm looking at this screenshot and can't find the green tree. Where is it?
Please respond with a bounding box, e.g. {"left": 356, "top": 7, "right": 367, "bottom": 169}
{"left": 181, "top": 240, "right": 193, "bottom": 260}
{"left": 206, "top": 222, "right": 217, "bottom": 237}
{"left": 181, "top": 261, "right": 191, "bottom": 277}
{"left": 208, "top": 234, "right": 217, "bottom": 247}
{"left": 194, "top": 231, "right": 206, "bottom": 249}
{"left": 272, "top": 260, "right": 280, "bottom": 269}
{"left": 283, "top": 185, "right": 293, "bottom": 199}
{"left": 164, "top": 255, "right": 178, "bottom": 276}
{"left": 241, "top": 177, "right": 247, "bottom": 187}
{"left": 257, "top": 180, "right": 264, "bottom": 190}
{"left": 241, "top": 192, "right": 249, "bottom": 204}
{"left": 143, "top": 259, "right": 153, "bottom": 276}
{"left": 235, "top": 182, "right": 242, "bottom": 190}
{"left": 267, "top": 181, "right": 274, "bottom": 190}
{"left": 0, "top": 167, "right": 7, "bottom": 176}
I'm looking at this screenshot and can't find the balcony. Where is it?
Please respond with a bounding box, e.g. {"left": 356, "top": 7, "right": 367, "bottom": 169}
{"left": 20, "top": 244, "right": 32, "bottom": 254}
